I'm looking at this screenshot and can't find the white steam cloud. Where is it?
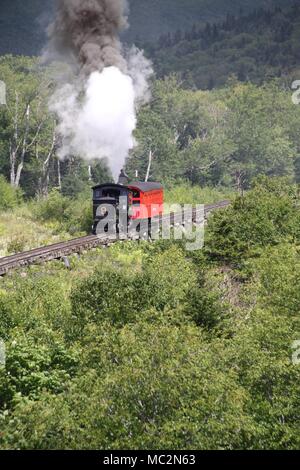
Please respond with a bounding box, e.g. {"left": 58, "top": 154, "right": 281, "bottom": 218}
{"left": 50, "top": 67, "right": 136, "bottom": 177}
{"left": 46, "top": 0, "right": 152, "bottom": 180}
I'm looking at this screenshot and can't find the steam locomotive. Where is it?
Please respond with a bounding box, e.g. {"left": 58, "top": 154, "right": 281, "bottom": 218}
{"left": 92, "top": 170, "right": 164, "bottom": 235}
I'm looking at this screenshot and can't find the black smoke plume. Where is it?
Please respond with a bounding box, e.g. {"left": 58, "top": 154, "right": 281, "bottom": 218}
{"left": 49, "top": 0, "right": 129, "bottom": 73}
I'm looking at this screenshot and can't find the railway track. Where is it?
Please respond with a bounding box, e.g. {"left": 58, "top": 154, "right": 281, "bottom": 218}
{"left": 0, "top": 200, "right": 230, "bottom": 276}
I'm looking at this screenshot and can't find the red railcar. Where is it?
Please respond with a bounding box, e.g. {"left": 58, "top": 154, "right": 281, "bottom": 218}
{"left": 127, "top": 182, "right": 164, "bottom": 220}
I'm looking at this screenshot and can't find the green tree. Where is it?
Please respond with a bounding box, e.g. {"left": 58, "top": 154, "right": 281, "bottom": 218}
{"left": 206, "top": 177, "right": 300, "bottom": 264}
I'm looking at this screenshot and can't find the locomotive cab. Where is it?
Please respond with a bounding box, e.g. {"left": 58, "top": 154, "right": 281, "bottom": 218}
{"left": 92, "top": 183, "right": 129, "bottom": 234}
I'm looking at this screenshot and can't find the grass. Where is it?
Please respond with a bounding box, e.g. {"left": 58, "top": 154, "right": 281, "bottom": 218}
{"left": 164, "top": 184, "right": 234, "bottom": 206}
{"left": 0, "top": 205, "right": 71, "bottom": 257}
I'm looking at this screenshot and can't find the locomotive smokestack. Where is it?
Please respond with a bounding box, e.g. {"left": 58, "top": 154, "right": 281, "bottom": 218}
{"left": 118, "top": 169, "right": 129, "bottom": 185}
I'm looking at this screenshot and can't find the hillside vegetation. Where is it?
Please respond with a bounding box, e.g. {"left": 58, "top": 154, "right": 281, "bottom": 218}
{"left": 144, "top": 4, "right": 300, "bottom": 88}
{"left": 1, "top": 178, "right": 300, "bottom": 449}
{"left": 127, "top": 77, "right": 300, "bottom": 189}
{"left": 126, "top": 0, "right": 295, "bottom": 42}
{"left": 0, "top": 0, "right": 295, "bottom": 55}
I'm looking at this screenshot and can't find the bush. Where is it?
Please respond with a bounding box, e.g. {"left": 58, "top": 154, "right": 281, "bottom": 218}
{"left": 142, "top": 246, "right": 197, "bottom": 311}
{"left": 7, "top": 236, "right": 26, "bottom": 254}
{"left": 251, "top": 244, "right": 300, "bottom": 318}
{"left": 0, "top": 331, "right": 79, "bottom": 409}
{"left": 63, "top": 195, "right": 93, "bottom": 235}
{"left": 71, "top": 268, "right": 144, "bottom": 330}
{"left": 186, "top": 285, "right": 227, "bottom": 330}
{"left": 0, "top": 323, "right": 251, "bottom": 450}
{"left": 206, "top": 177, "right": 300, "bottom": 265}
{"left": 32, "top": 190, "right": 69, "bottom": 224}
{"left": 0, "top": 275, "right": 71, "bottom": 336}
{"left": 165, "top": 183, "right": 233, "bottom": 206}
{"left": 0, "top": 175, "right": 21, "bottom": 211}
{"left": 32, "top": 189, "right": 93, "bottom": 235}
{"left": 71, "top": 246, "right": 198, "bottom": 333}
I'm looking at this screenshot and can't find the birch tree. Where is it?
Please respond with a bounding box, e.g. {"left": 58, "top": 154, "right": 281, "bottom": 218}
{"left": 0, "top": 56, "right": 54, "bottom": 189}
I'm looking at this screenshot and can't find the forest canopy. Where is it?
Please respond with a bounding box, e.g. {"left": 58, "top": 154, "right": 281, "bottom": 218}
{"left": 0, "top": 55, "right": 300, "bottom": 197}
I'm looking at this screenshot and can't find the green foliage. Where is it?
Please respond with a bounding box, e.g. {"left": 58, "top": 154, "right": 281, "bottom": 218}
{"left": 0, "top": 331, "right": 79, "bottom": 408}
{"left": 0, "top": 175, "right": 21, "bottom": 211}
{"left": 146, "top": 4, "right": 299, "bottom": 89}
{"left": 32, "top": 190, "right": 70, "bottom": 224}
{"left": 224, "top": 82, "right": 298, "bottom": 184}
{"left": 165, "top": 183, "right": 233, "bottom": 205}
{"left": 142, "top": 246, "right": 197, "bottom": 311}
{"left": 63, "top": 196, "right": 93, "bottom": 235}
{"left": 251, "top": 244, "right": 300, "bottom": 318}
{"left": 71, "top": 268, "right": 142, "bottom": 330}
{"left": 186, "top": 284, "right": 226, "bottom": 330}
{"left": 222, "top": 307, "right": 300, "bottom": 449}
{"left": 127, "top": 78, "right": 300, "bottom": 188}
{"left": 0, "top": 323, "right": 252, "bottom": 450}
{"left": 0, "top": 275, "right": 71, "bottom": 340}
{"left": 0, "top": 274, "right": 78, "bottom": 416}
{"left": 206, "top": 177, "right": 300, "bottom": 264}
{"left": 6, "top": 236, "right": 26, "bottom": 254}
{"left": 3, "top": 303, "right": 300, "bottom": 450}
{"left": 31, "top": 189, "right": 93, "bottom": 235}
{"left": 71, "top": 246, "right": 197, "bottom": 332}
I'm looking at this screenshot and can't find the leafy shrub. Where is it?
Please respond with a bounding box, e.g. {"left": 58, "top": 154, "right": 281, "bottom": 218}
{"left": 0, "top": 323, "right": 251, "bottom": 450}
{"left": 186, "top": 285, "right": 227, "bottom": 330}
{"left": 165, "top": 183, "right": 233, "bottom": 206}
{"left": 61, "top": 174, "right": 90, "bottom": 199}
{"left": 251, "top": 244, "right": 300, "bottom": 318}
{"left": 0, "top": 291, "right": 14, "bottom": 340}
{"left": 0, "top": 275, "right": 71, "bottom": 336}
{"left": 223, "top": 307, "right": 300, "bottom": 449}
{"left": 32, "top": 189, "right": 93, "bottom": 235}
{"left": 71, "top": 246, "right": 197, "bottom": 332}
{"left": 0, "top": 275, "right": 78, "bottom": 410}
{"left": 0, "top": 175, "right": 21, "bottom": 211}
{"left": 7, "top": 236, "right": 26, "bottom": 254}
{"left": 142, "top": 245, "right": 197, "bottom": 311}
{"left": 206, "top": 177, "right": 300, "bottom": 265}
{"left": 32, "top": 190, "right": 69, "bottom": 224}
{"left": 71, "top": 268, "right": 143, "bottom": 330}
{"left": 63, "top": 196, "right": 93, "bottom": 235}
{"left": 0, "top": 331, "right": 79, "bottom": 409}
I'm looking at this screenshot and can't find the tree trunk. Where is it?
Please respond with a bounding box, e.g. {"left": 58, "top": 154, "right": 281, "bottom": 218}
{"left": 145, "top": 150, "right": 153, "bottom": 182}
{"left": 12, "top": 104, "right": 30, "bottom": 188}
{"left": 57, "top": 159, "right": 62, "bottom": 190}
{"left": 10, "top": 92, "right": 19, "bottom": 186}
{"left": 40, "top": 125, "right": 57, "bottom": 196}
{"left": 88, "top": 165, "right": 92, "bottom": 181}
{"left": 235, "top": 170, "right": 244, "bottom": 196}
